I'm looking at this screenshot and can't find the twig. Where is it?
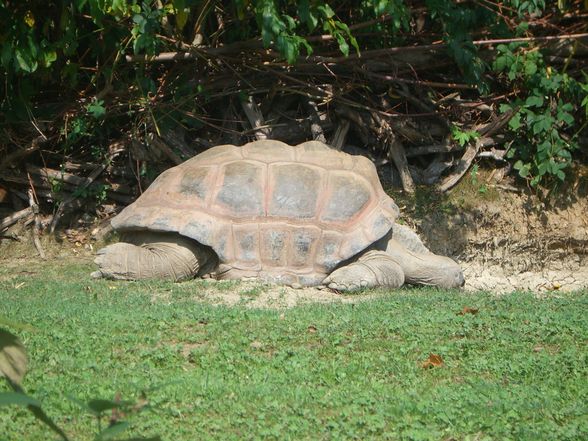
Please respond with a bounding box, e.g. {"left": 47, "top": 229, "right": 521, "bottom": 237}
{"left": 437, "top": 138, "right": 483, "bottom": 192}
{"left": 406, "top": 143, "right": 459, "bottom": 157}
{"left": 362, "top": 70, "right": 476, "bottom": 90}
{"left": 371, "top": 111, "right": 415, "bottom": 193}
{"left": 0, "top": 135, "right": 51, "bottom": 171}
{"left": 146, "top": 133, "right": 183, "bottom": 165}
{"left": 239, "top": 94, "right": 270, "bottom": 140}
{"left": 491, "top": 183, "right": 522, "bottom": 193}
{"left": 28, "top": 189, "right": 46, "bottom": 259}
{"left": 388, "top": 139, "right": 415, "bottom": 193}
{"left": 405, "top": 136, "right": 497, "bottom": 157}
{"left": 304, "top": 99, "right": 327, "bottom": 143}
{"left": 478, "top": 149, "right": 507, "bottom": 161}
{"left": 49, "top": 147, "right": 123, "bottom": 233}
{"left": 0, "top": 207, "right": 33, "bottom": 231}
{"left": 330, "top": 120, "right": 350, "bottom": 150}
{"left": 437, "top": 110, "right": 517, "bottom": 192}
{"left": 313, "top": 32, "right": 588, "bottom": 63}
{"left": 306, "top": 14, "right": 395, "bottom": 42}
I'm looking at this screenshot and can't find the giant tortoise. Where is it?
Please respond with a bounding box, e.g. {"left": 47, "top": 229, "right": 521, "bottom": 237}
{"left": 92, "top": 140, "right": 464, "bottom": 291}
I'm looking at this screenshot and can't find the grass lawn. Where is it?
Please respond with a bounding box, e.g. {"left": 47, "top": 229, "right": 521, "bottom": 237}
{"left": 0, "top": 259, "right": 587, "bottom": 440}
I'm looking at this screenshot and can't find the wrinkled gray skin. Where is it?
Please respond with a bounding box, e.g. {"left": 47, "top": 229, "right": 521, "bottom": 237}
{"left": 324, "top": 224, "right": 464, "bottom": 290}
{"left": 93, "top": 223, "right": 464, "bottom": 291}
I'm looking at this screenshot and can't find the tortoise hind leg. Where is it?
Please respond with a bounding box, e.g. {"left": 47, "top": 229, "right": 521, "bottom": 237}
{"left": 91, "top": 232, "right": 216, "bottom": 281}
{"left": 322, "top": 250, "right": 405, "bottom": 292}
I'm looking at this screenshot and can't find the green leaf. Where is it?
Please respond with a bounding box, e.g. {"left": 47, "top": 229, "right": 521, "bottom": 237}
{"left": 1, "top": 43, "right": 12, "bottom": 68}
{"left": 508, "top": 112, "right": 521, "bottom": 130}
{"left": 514, "top": 160, "right": 530, "bottom": 177}
{"left": 86, "top": 99, "right": 106, "bottom": 119}
{"left": 283, "top": 14, "right": 296, "bottom": 30}
{"left": 556, "top": 108, "right": 574, "bottom": 126}
{"left": 173, "top": 0, "right": 188, "bottom": 31}
{"left": 493, "top": 56, "right": 507, "bottom": 72}
{"left": 335, "top": 33, "right": 349, "bottom": 57}
{"left": 0, "top": 392, "right": 70, "bottom": 440}
{"left": 524, "top": 109, "right": 536, "bottom": 124}
{"left": 532, "top": 114, "right": 554, "bottom": 135}
{"left": 95, "top": 421, "right": 130, "bottom": 441}
{"left": 524, "top": 60, "right": 537, "bottom": 76}
{"left": 42, "top": 50, "right": 57, "bottom": 68}
{"left": 15, "top": 47, "right": 38, "bottom": 73}
{"left": 516, "top": 21, "right": 529, "bottom": 34}
{"left": 111, "top": 0, "right": 128, "bottom": 17}
{"left": 0, "top": 392, "right": 40, "bottom": 407}
{"left": 525, "top": 95, "right": 543, "bottom": 108}
{"left": 499, "top": 103, "right": 513, "bottom": 113}
{"left": 316, "top": 4, "right": 334, "bottom": 18}
{"left": 0, "top": 329, "right": 28, "bottom": 385}
{"left": 537, "top": 161, "right": 549, "bottom": 175}
{"left": 298, "top": 0, "right": 318, "bottom": 32}
{"left": 537, "top": 140, "right": 551, "bottom": 153}
{"left": 88, "top": 398, "right": 133, "bottom": 414}
{"left": 68, "top": 396, "right": 134, "bottom": 415}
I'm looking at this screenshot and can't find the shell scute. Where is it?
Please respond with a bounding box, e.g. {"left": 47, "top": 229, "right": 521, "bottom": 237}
{"left": 268, "top": 163, "right": 322, "bottom": 219}
{"left": 260, "top": 227, "right": 288, "bottom": 267}
{"left": 232, "top": 224, "right": 261, "bottom": 270}
{"left": 290, "top": 227, "right": 321, "bottom": 268}
{"left": 320, "top": 172, "right": 372, "bottom": 223}
{"left": 215, "top": 161, "right": 265, "bottom": 216}
{"left": 179, "top": 166, "right": 212, "bottom": 201}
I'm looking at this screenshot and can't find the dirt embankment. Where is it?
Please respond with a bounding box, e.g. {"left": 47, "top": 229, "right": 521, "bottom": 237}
{"left": 403, "top": 177, "right": 588, "bottom": 293}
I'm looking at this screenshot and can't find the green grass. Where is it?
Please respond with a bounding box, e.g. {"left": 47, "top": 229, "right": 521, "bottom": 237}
{"left": 1, "top": 259, "right": 587, "bottom": 441}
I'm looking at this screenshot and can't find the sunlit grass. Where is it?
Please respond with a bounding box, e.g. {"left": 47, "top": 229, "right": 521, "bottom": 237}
{"left": 0, "top": 260, "right": 587, "bottom": 440}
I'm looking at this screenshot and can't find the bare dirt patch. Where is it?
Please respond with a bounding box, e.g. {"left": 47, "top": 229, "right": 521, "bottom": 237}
{"left": 194, "top": 279, "right": 382, "bottom": 309}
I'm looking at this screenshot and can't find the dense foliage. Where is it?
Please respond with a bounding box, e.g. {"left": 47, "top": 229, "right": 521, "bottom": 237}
{"left": 0, "top": 0, "right": 586, "bottom": 196}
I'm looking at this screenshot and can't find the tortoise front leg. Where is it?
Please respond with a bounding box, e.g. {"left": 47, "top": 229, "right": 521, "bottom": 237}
{"left": 91, "top": 232, "right": 216, "bottom": 281}
{"left": 322, "top": 250, "right": 405, "bottom": 292}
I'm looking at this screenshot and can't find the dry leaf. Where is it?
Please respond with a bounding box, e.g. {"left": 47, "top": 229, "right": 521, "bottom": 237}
{"left": 457, "top": 306, "right": 479, "bottom": 316}
{"left": 307, "top": 325, "right": 317, "bottom": 333}
{"left": 421, "top": 353, "right": 444, "bottom": 369}
{"left": 250, "top": 341, "right": 263, "bottom": 350}
{"left": 0, "top": 329, "right": 28, "bottom": 385}
{"left": 0, "top": 186, "right": 8, "bottom": 203}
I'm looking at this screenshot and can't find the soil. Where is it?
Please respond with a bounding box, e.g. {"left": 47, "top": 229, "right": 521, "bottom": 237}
{"left": 398, "top": 170, "right": 588, "bottom": 294}
{"left": 1, "top": 170, "right": 587, "bottom": 307}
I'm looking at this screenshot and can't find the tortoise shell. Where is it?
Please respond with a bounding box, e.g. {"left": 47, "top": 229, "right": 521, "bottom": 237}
{"left": 112, "top": 140, "right": 399, "bottom": 286}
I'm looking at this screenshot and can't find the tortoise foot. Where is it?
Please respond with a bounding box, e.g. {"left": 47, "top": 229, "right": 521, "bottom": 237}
{"left": 323, "top": 250, "right": 405, "bottom": 292}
